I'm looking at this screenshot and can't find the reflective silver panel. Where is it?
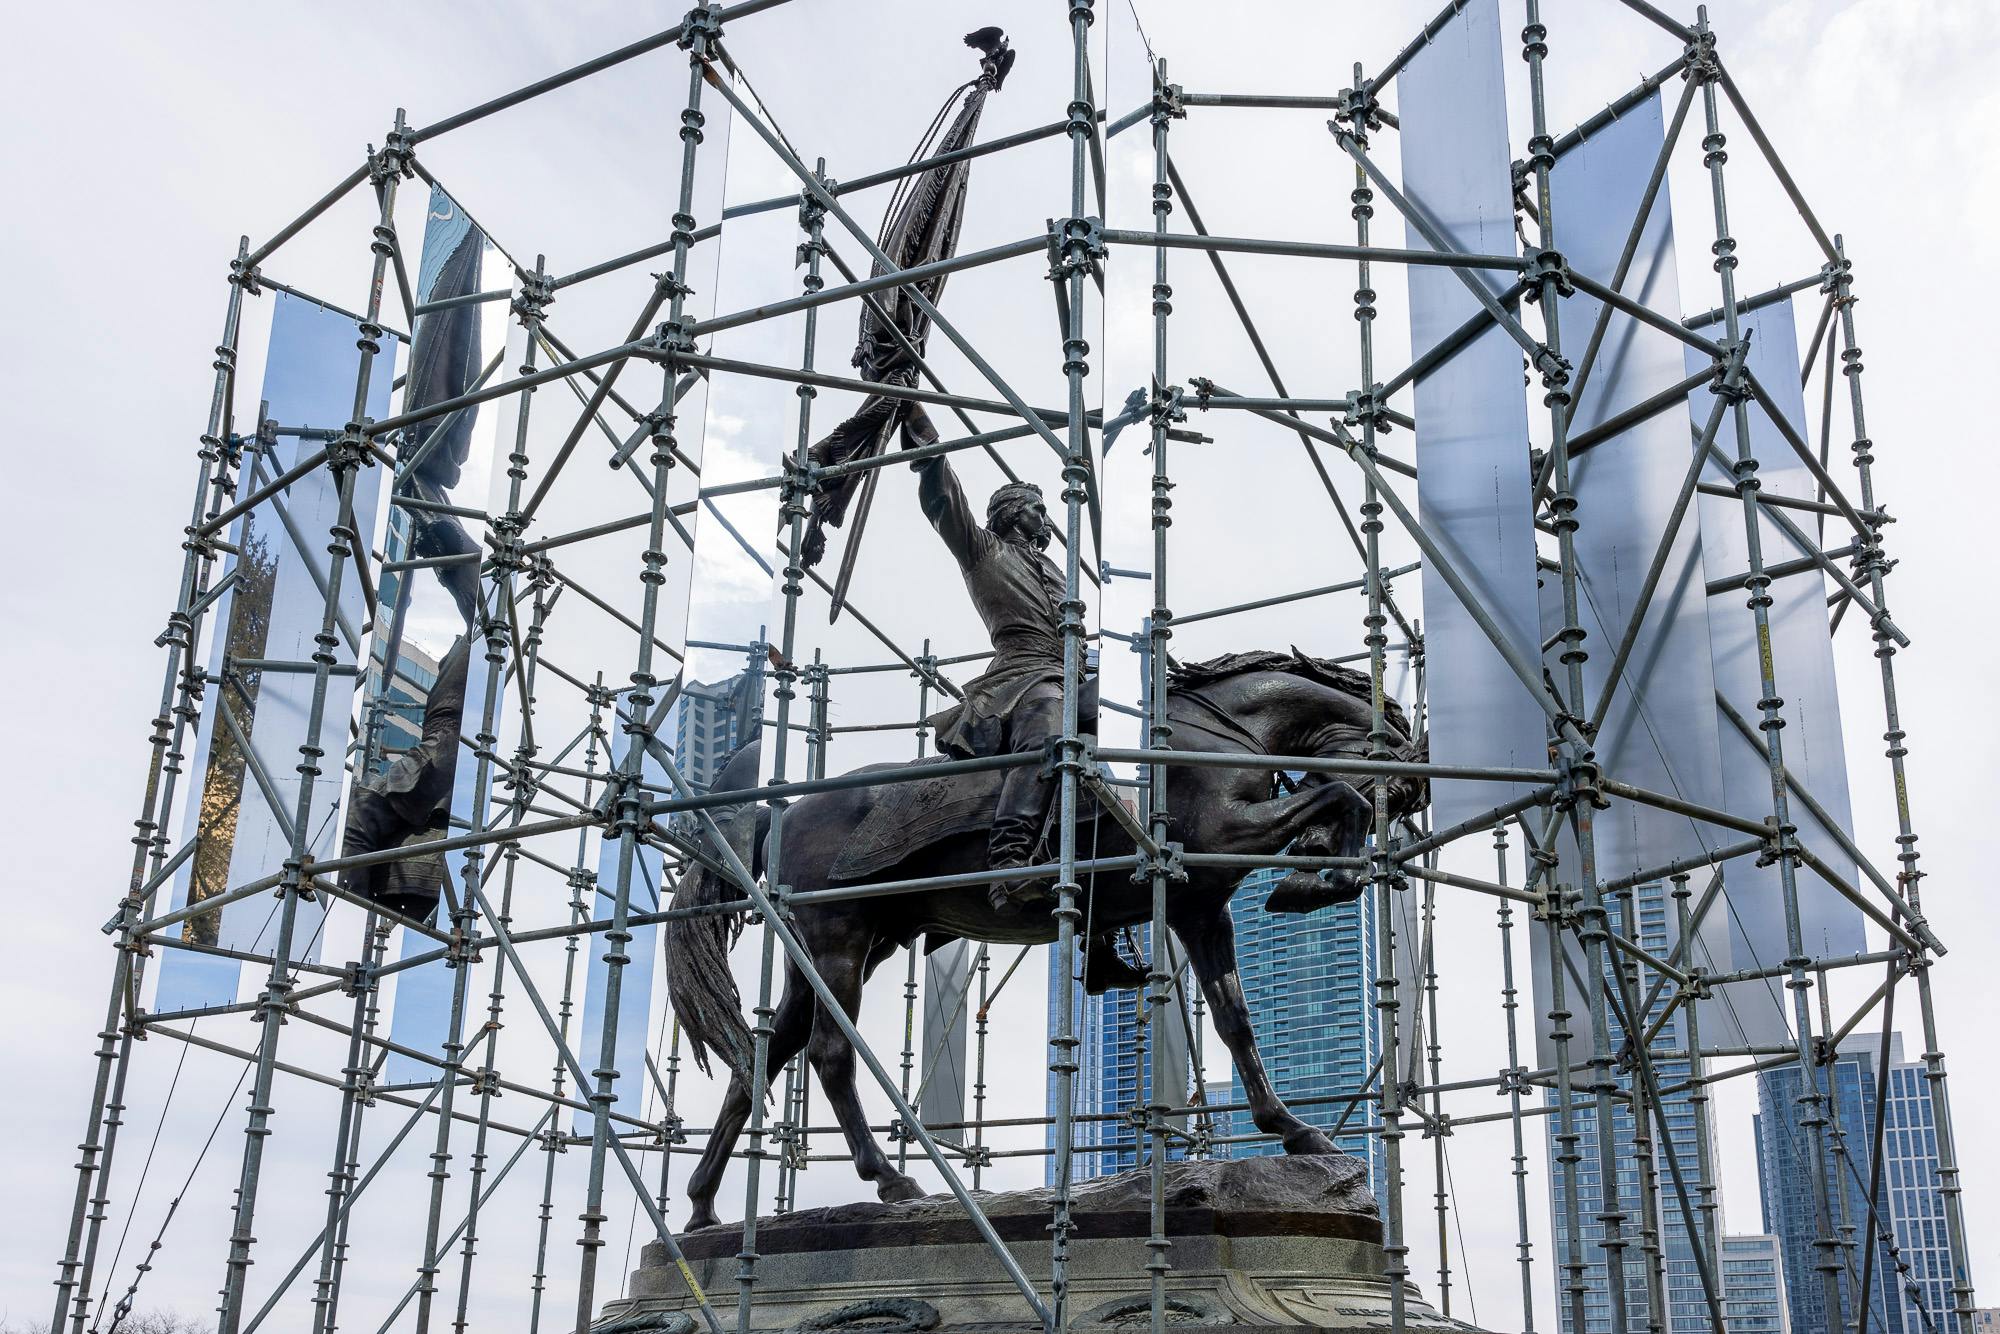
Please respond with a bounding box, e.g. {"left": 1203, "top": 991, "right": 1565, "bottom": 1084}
{"left": 919, "top": 939, "right": 973, "bottom": 1133}
{"left": 1397, "top": 0, "right": 1546, "bottom": 829}
{"left": 1529, "top": 94, "right": 1734, "bottom": 1064}
{"left": 1691, "top": 299, "right": 1863, "bottom": 1046}
{"left": 155, "top": 293, "right": 396, "bottom": 1010}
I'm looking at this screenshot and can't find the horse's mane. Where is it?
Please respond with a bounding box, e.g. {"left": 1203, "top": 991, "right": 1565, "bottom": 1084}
{"left": 1167, "top": 646, "right": 1415, "bottom": 741}
{"left": 1167, "top": 646, "right": 1427, "bottom": 815}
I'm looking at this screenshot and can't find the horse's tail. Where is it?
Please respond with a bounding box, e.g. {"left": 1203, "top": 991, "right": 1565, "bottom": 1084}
{"left": 662, "top": 739, "right": 762, "bottom": 1091}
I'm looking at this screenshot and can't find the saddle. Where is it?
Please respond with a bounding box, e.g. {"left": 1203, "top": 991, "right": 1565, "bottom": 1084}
{"left": 826, "top": 756, "right": 1103, "bottom": 882}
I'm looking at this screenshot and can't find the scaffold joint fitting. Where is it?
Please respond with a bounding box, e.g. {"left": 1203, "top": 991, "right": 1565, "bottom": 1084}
{"left": 677, "top": 6, "right": 722, "bottom": 53}
{"left": 1521, "top": 247, "right": 1574, "bottom": 302}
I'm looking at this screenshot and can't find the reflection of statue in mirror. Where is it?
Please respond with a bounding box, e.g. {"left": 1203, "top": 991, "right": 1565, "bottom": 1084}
{"left": 339, "top": 192, "right": 485, "bottom": 922}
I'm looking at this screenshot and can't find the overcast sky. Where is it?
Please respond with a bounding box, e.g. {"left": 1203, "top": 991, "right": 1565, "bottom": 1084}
{"left": 3, "top": 1, "right": 1996, "bottom": 1330}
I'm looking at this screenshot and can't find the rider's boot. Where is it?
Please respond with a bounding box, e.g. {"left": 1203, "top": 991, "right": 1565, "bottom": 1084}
{"left": 986, "top": 778, "right": 1054, "bottom": 916}
{"left": 986, "top": 696, "right": 1062, "bottom": 916}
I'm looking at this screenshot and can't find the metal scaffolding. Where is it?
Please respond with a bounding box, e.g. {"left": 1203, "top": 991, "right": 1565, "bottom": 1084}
{"left": 47, "top": 2, "right": 1975, "bottom": 1333}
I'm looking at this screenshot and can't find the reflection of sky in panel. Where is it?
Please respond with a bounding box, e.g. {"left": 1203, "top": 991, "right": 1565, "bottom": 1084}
{"left": 573, "top": 705, "right": 669, "bottom": 1135}
{"left": 563, "top": 71, "right": 742, "bottom": 1133}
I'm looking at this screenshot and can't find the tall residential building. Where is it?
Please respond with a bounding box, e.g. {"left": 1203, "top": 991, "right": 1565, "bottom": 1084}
{"left": 371, "top": 640, "right": 442, "bottom": 765}
{"left": 1756, "top": 1032, "right": 1963, "bottom": 1334}
{"left": 1720, "top": 1234, "right": 1791, "bottom": 1334}
{"left": 1545, "top": 879, "right": 1713, "bottom": 1334}
{"left": 1222, "top": 867, "right": 1382, "bottom": 1199}
{"left": 1044, "top": 924, "right": 1186, "bottom": 1182}
{"left": 673, "top": 668, "right": 761, "bottom": 792}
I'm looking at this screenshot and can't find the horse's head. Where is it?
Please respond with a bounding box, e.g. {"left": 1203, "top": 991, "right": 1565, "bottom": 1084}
{"left": 1169, "top": 646, "right": 1429, "bottom": 824}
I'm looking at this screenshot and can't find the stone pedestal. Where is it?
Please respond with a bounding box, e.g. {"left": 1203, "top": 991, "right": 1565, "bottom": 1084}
{"left": 598, "top": 1155, "right": 1491, "bottom": 1332}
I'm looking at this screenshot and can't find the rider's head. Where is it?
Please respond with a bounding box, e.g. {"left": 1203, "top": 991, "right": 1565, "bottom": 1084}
{"left": 986, "top": 481, "right": 1052, "bottom": 550}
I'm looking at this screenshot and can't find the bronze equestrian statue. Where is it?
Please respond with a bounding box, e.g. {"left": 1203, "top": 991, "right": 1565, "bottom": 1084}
{"left": 664, "top": 650, "right": 1426, "bottom": 1230}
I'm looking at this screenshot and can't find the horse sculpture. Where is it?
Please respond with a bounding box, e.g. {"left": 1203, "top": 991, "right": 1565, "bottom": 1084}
{"left": 663, "top": 649, "right": 1427, "bottom": 1230}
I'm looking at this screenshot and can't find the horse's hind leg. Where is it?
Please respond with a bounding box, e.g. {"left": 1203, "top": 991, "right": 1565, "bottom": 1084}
{"left": 1173, "top": 902, "right": 1337, "bottom": 1156}
{"left": 808, "top": 936, "right": 925, "bottom": 1204}
{"left": 682, "top": 966, "right": 815, "bottom": 1230}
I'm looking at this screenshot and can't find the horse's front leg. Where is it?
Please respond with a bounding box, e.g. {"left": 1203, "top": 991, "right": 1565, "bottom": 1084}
{"left": 1170, "top": 904, "right": 1336, "bottom": 1156}
{"left": 1213, "top": 775, "right": 1368, "bottom": 853}
{"left": 1209, "top": 776, "right": 1372, "bottom": 913}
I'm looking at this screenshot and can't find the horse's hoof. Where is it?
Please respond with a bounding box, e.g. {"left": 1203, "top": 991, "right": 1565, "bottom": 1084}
{"left": 1083, "top": 948, "right": 1149, "bottom": 996}
{"left": 683, "top": 1208, "right": 721, "bottom": 1232}
{"left": 1280, "top": 1126, "right": 1339, "bottom": 1156}
{"left": 875, "top": 1174, "right": 928, "bottom": 1204}
{"left": 1263, "top": 871, "right": 1363, "bottom": 915}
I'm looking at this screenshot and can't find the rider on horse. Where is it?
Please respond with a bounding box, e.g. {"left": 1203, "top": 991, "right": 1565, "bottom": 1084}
{"left": 904, "top": 426, "right": 1094, "bottom": 919}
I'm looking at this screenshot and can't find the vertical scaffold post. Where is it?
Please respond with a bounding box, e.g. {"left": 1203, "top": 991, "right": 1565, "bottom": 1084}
{"left": 530, "top": 679, "right": 610, "bottom": 1334}
{"left": 734, "top": 151, "right": 830, "bottom": 1333}
{"left": 54, "top": 232, "right": 256, "bottom": 1334}
{"left": 1047, "top": 3, "right": 1098, "bottom": 1331}
{"left": 1671, "top": 872, "right": 1721, "bottom": 1270}
{"left": 1142, "top": 55, "right": 1182, "bottom": 1334}
{"left": 451, "top": 347, "right": 559, "bottom": 1330}
{"left": 1341, "top": 60, "right": 1408, "bottom": 1332}
{"left": 1831, "top": 234, "right": 1976, "bottom": 1328}
{"left": 1495, "top": 828, "right": 1536, "bottom": 1333}
{"left": 217, "top": 112, "right": 409, "bottom": 1334}
{"left": 576, "top": 14, "right": 713, "bottom": 1325}
{"left": 1518, "top": 6, "right": 1636, "bottom": 1327}
{"left": 1688, "top": 9, "right": 1843, "bottom": 1325}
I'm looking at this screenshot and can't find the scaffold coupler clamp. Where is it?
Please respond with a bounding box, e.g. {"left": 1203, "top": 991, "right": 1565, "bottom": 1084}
{"left": 1049, "top": 214, "right": 1107, "bottom": 287}
{"left": 328, "top": 423, "right": 376, "bottom": 476}
{"left": 339, "top": 957, "right": 376, "bottom": 999}
{"left": 1151, "top": 79, "right": 1186, "bottom": 125}
{"left": 677, "top": 4, "right": 722, "bottom": 53}
{"left": 886, "top": 1116, "right": 912, "bottom": 1146}
{"left": 961, "top": 1142, "right": 993, "bottom": 1171}
{"left": 468, "top": 1065, "right": 503, "bottom": 1098}
{"left": 650, "top": 310, "right": 698, "bottom": 364}
{"left": 1553, "top": 749, "right": 1606, "bottom": 814}
{"left": 1135, "top": 840, "right": 1187, "bottom": 888}
{"left": 1043, "top": 732, "right": 1093, "bottom": 784}
{"left": 369, "top": 119, "right": 416, "bottom": 186}
{"left": 1334, "top": 81, "right": 1382, "bottom": 139}
{"left": 513, "top": 267, "right": 556, "bottom": 323}
{"left": 1749, "top": 815, "right": 1788, "bottom": 870}
{"left": 228, "top": 253, "right": 263, "bottom": 296}
{"left": 1343, "top": 385, "right": 1393, "bottom": 438}
{"left": 1683, "top": 26, "right": 1721, "bottom": 85}
{"left": 1521, "top": 246, "right": 1574, "bottom": 304}
{"left": 780, "top": 452, "right": 821, "bottom": 519}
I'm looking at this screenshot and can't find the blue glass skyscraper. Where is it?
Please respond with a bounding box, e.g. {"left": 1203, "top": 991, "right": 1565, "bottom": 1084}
{"left": 1756, "top": 1032, "right": 1962, "bottom": 1334}
{"left": 1545, "top": 879, "right": 1712, "bottom": 1334}
{"left": 1045, "top": 924, "right": 1182, "bottom": 1182}
{"left": 1046, "top": 865, "right": 1381, "bottom": 1188}
{"left": 1222, "top": 867, "right": 1382, "bottom": 1195}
